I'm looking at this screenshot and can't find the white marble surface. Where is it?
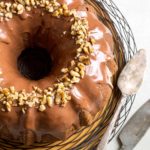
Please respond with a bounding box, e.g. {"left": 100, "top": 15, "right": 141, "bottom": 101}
{"left": 107, "top": 0, "right": 150, "bottom": 150}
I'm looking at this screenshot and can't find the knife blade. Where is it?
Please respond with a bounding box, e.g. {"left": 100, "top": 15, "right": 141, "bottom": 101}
{"left": 119, "top": 99, "right": 150, "bottom": 150}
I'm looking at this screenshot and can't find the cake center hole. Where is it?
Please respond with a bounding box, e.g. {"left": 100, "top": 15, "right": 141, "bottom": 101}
{"left": 17, "top": 47, "right": 52, "bottom": 81}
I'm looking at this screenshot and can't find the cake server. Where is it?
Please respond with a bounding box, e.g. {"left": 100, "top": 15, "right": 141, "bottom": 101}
{"left": 97, "top": 49, "right": 147, "bottom": 150}
{"left": 119, "top": 99, "right": 150, "bottom": 150}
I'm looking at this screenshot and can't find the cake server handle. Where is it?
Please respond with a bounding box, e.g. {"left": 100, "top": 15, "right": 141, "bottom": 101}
{"left": 97, "top": 96, "right": 125, "bottom": 150}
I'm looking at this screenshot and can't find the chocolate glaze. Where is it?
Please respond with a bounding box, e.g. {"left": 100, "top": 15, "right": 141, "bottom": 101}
{"left": 0, "top": 0, "right": 117, "bottom": 145}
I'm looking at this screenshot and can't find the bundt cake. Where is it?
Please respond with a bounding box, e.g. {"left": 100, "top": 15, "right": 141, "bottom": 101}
{"left": 0, "top": 0, "right": 117, "bottom": 146}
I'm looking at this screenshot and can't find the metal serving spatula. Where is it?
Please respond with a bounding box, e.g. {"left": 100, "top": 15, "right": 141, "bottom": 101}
{"left": 97, "top": 49, "right": 147, "bottom": 150}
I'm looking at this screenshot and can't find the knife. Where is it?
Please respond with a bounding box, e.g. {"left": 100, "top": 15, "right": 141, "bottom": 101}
{"left": 119, "top": 99, "right": 150, "bottom": 150}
